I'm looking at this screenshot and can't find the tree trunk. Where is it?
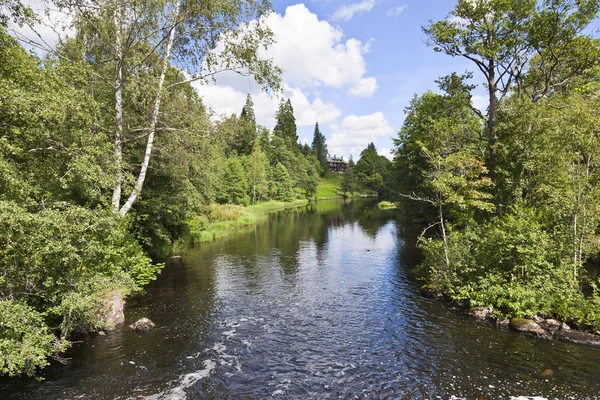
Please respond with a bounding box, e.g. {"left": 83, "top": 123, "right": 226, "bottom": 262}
{"left": 439, "top": 201, "right": 450, "bottom": 271}
{"left": 487, "top": 59, "right": 498, "bottom": 179}
{"left": 119, "top": 1, "right": 181, "bottom": 217}
{"left": 111, "top": 5, "right": 123, "bottom": 214}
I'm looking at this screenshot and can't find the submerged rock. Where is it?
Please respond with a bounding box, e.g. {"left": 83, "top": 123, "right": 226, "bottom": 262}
{"left": 469, "top": 306, "right": 494, "bottom": 321}
{"left": 509, "top": 318, "right": 552, "bottom": 339}
{"left": 129, "top": 317, "right": 156, "bottom": 332}
{"left": 539, "top": 319, "right": 561, "bottom": 332}
{"left": 496, "top": 318, "right": 510, "bottom": 329}
{"left": 554, "top": 330, "right": 600, "bottom": 346}
{"left": 541, "top": 369, "right": 554, "bottom": 377}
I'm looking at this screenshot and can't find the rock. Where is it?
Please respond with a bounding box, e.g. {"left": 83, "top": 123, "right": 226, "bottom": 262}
{"left": 129, "top": 317, "right": 156, "bottom": 332}
{"left": 99, "top": 291, "right": 125, "bottom": 329}
{"left": 539, "top": 319, "right": 562, "bottom": 332}
{"left": 560, "top": 322, "right": 571, "bottom": 331}
{"left": 509, "top": 318, "right": 552, "bottom": 339}
{"left": 496, "top": 318, "right": 510, "bottom": 329}
{"left": 554, "top": 330, "right": 600, "bottom": 346}
{"left": 531, "top": 315, "right": 544, "bottom": 323}
{"left": 469, "top": 306, "right": 494, "bottom": 321}
{"left": 541, "top": 369, "right": 554, "bottom": 377}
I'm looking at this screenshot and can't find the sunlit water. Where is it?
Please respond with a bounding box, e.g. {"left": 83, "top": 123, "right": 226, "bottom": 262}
{"left": 3, "top": 199, "right": 600, "bottom": 399}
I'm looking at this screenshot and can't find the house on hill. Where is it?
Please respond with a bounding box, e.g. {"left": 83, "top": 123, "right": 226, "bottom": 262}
{"left": 327, "top": 156, "right": 347, "bottom": 173}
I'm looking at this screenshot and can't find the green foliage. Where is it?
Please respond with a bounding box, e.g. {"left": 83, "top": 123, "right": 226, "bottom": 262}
{"left": 270, "top": 162, "right": 294, "bottom": 202}
{"left": 217, "top": 156, "right": 249, "bottom": 205}
{"left": 0, "top": 300, "right": 68, "bottom": 377}
{"left": 273, "top": 99, "right": 298, "bottom": 151}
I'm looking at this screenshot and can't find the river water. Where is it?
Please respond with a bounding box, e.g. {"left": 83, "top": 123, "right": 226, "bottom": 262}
{"left": 3, "top": 199, "right": 600, "bottom": 399}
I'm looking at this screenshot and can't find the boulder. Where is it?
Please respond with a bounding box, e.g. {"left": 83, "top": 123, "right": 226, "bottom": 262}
{"left": 538, "top": 319, "right": 562, "bottom": 332}
{"left": 509, "top": 318, "right": 552, "bottom": 339}
{"left": 560, "top": 322, "right": 571, "bottom": 331}
{"left": 554, "top": 330, "right": 600, "bottom": 346}
{"left": 468, "top": 306, "right": 494, "bottom": 321}
{"left": 129, "top": 317, "right": 156, "bottom": 332}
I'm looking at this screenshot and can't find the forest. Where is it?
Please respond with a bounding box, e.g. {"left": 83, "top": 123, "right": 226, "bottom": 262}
{"left": 392, "top": 0, "right": 600, "bottom": 336}
{"left": 0, "top": 0, "right": 395, "bottom": 377}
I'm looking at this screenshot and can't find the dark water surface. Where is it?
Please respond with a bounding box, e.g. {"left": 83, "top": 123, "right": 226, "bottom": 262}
{"left": 3, "top": 199, "right": 600, "bottom": 399}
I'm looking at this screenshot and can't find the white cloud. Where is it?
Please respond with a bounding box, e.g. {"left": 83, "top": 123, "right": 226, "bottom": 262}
{"left": 332, "top": 0, "right": 375, "bottom": 22}
{"left": 197, "top": 4, "right": 376, "bottom": 129}
{"left": 196, "top": 83, "right": 340, "bottom": 128}
{"left": 349, "top": 77, "right": 378, "bottom": 97}
{"left": 328, "top": 112, "right": 396, "bottom": 158}
{"left": 472, "top": 95, "right": 488, "bottom": 112}
{"left": 448, "top": 15, "right": 469, "bottom": 25}
{"left": 379, "top": 148, "right": 394, "bottom": 160}
{"left": 387, "top": 4, "right": 408, "bottom": 17}
{"left": 262, "top": 4, "right": 376, "bottom": 94}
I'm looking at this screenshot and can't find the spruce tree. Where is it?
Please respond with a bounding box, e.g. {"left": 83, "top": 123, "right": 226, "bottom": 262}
{"left": 273, "top": 99, "right": 298, "bottom": 151}
{"left": 237, "top": 94, "right": 257, "bottom": 155}
{"left": 311, "top": 122, "right": 328, "bottom": 176}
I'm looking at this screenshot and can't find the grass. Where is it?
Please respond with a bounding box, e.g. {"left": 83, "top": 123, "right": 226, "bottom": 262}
{"left": 188, "top": 200, "right": 309, "bottom": 243}
{"left": 378, "top": 201, "right": 397, "bottom": 210}
{"left": 316, "top": 174, "right": 343, "bottom": 199}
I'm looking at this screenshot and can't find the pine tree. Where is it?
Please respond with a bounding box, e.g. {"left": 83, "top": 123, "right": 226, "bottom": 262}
{"left": 311, "top": 122, "right": 328, "bottom": 176}
{"left": 273, "top": 99, "right": 298, "bottom": 151}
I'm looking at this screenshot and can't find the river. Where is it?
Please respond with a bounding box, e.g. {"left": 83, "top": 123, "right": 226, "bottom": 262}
{"left": 3, "top": 199, "right": 600, "bottom": 399}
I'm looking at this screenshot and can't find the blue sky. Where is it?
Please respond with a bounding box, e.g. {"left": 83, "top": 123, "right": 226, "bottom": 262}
{"left": 200, "top": 0, "right": 488, "bottom": 160}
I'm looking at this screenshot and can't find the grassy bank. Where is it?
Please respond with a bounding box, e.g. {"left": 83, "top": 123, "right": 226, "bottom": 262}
{"left": 316, "top": 174, "right": 379, "bottom": 199}
{"left": 188, "top": 200, "right": 309, "bottom": 243}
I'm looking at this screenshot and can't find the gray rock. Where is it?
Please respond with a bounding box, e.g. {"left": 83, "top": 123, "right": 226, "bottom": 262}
{"left": 539, "top": 319, "right": 561, "bottom": 332}
{"left": 129, "top": 317, "right": 156, "bottom": 332}
{"left": 469, "top": 306, "right": 494, "bottom": 321}
{"left": 509, "top": 318, "right": 552, "bottom": 339}
{"left": 100, "top": 291, "right": 125, "bottom": 329}
{"left": 561, "top": 322, "right": 571, "bottom": 331}
{"left": 555, "top": 330, "right": 600, "bottom": 346}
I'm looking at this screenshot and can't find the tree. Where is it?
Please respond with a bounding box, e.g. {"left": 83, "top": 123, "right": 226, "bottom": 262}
{"left": 244, "top": 139, "right": 269, "bottom": 204}
{"left": 341, "top": 167, "right": 357, "bottom": 196}
{"left": 273, "top": 98, "right": 298, "bottom": 151}
{"left": 311, "top": 122, "right": 328, "bottom": 176}
{"left": 355, "top": 143, "right": 392, "bottom": 195}
{"left": 218, "top": 156, "right": 248, "bottom": 205}
{"left": 423, "top": 0, "right": 600, "bottom": 178}
{"left": 52, "top": 0, "right": 282, "bottom": 217}
{"left": 269, "top": 162, "right": 294, "bottom": 201}
{"left": 237, "top": 94, "right": 257, "bottom": 156}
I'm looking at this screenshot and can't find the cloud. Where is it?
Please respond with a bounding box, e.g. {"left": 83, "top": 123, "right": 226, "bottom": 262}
{"left": 471, "top": 95, "right": 488, "bottom": 112}
{"left": 332, "top": 0, "right": 376, "bottom": 22}
{"left": 387, "top": 4, "right": 408, "bottom": 17}
{"left": 197, "top": 4, "right": 376, "bottom": 128}
{"left": 196, "top": 82, "right": 341, "bottom": 128}
{"left": 349, "top": 77, "right": 378, "bottom": 97}
{"left": 263, "top": 4, "right": 376, "bottom": 94}
{"left": 328, "top": 112, "right": 396, "bottom": 158}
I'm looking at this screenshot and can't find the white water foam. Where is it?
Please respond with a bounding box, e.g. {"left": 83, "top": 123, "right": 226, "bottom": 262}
{"left": 141, "top": 359, "right": 216, "bottom": 400}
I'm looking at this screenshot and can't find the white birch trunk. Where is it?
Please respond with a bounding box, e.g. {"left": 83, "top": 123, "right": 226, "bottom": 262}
{"left": 119, "top": 1, "right": 181, "bottom": 217}
{"left": 111, "top": 4, "right": 124, "bottom": 213}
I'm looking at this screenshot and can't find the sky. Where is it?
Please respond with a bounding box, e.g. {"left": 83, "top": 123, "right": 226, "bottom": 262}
{"left": 197, "top": 0, "right": 488, "bottom": 160}
{"left": 11, "top": 0, "right": 490, "bottom": 161}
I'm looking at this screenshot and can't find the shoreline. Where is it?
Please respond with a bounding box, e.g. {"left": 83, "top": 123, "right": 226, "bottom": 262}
{"left": 187, "top": 199, "right": 309, "bottom": 244}
{"left": 422, "top": 289, "right": 600, "bottom": 347}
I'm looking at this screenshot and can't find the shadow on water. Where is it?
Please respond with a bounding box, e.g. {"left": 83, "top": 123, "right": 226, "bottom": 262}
{"left": 3, "top": 198, "right": 600, "bottom": 399}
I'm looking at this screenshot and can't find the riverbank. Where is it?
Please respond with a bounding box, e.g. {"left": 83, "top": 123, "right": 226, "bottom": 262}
{"left": 422, "top": 288, "right": 600, "bottom": 347}
{"left": 316, "top": 174, "right": 378, "bottom": 199}
{"left": 187, "top": 200, "right": 309, "bottom": 243}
